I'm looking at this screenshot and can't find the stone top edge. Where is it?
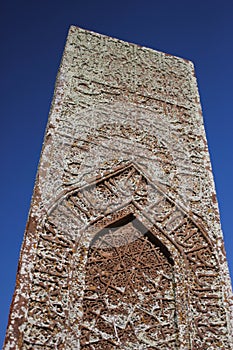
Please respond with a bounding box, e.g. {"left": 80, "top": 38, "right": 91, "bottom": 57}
{"left": 69, "top": 25, "right": 195, "bottom": 69}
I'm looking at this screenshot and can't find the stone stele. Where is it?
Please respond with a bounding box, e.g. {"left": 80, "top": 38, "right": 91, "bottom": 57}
{"left": 4, "top": 26, "right": 233, "bottom": 350}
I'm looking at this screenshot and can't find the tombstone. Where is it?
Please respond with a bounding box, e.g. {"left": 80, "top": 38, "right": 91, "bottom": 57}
{"left": 4, "top": 26, "right": 233, "bottom": 349}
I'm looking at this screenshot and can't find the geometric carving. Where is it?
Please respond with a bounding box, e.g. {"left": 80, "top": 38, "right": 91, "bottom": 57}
{"left": 81, "top": 217, "right": 178, "bottom": 349}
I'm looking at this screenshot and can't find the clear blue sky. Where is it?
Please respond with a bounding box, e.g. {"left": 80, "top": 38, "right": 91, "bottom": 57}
{"left": 0, "top": 0, "right": 232, "bottom": 346}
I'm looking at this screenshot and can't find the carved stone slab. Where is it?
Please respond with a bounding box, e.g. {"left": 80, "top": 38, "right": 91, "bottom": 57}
{"left": 4, "top": 26, "right": 233, "bottom": 350}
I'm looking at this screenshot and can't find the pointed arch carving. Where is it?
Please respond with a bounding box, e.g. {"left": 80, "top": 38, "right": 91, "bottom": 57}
{"left": 22, "top": 163, "right": 229, "bottom": 349}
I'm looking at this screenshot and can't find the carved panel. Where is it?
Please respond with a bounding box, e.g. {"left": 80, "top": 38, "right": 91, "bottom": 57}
{"left": 18, "top": 164, "right": 230, "bottom": 349}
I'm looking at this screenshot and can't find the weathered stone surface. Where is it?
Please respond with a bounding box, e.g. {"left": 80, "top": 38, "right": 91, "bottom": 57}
{"left": 4, "top": 26, "right": 233, "bottom": 349}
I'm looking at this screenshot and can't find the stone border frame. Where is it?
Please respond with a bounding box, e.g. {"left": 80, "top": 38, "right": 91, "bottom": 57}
{"left": 56, "top": 162, "right": 231, "bottom": 349}
{"left": 4, "top": 162, "right": 232, "bottom": 349}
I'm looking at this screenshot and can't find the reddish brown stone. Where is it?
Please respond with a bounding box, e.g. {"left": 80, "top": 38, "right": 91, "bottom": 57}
{"left": 4, "top": 26, "right": 233, "bottom": 349}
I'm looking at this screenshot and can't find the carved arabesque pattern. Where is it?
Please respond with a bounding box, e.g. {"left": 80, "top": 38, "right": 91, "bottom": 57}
{"left": 81, "top": 218, "right": 178, "bottom": 349}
